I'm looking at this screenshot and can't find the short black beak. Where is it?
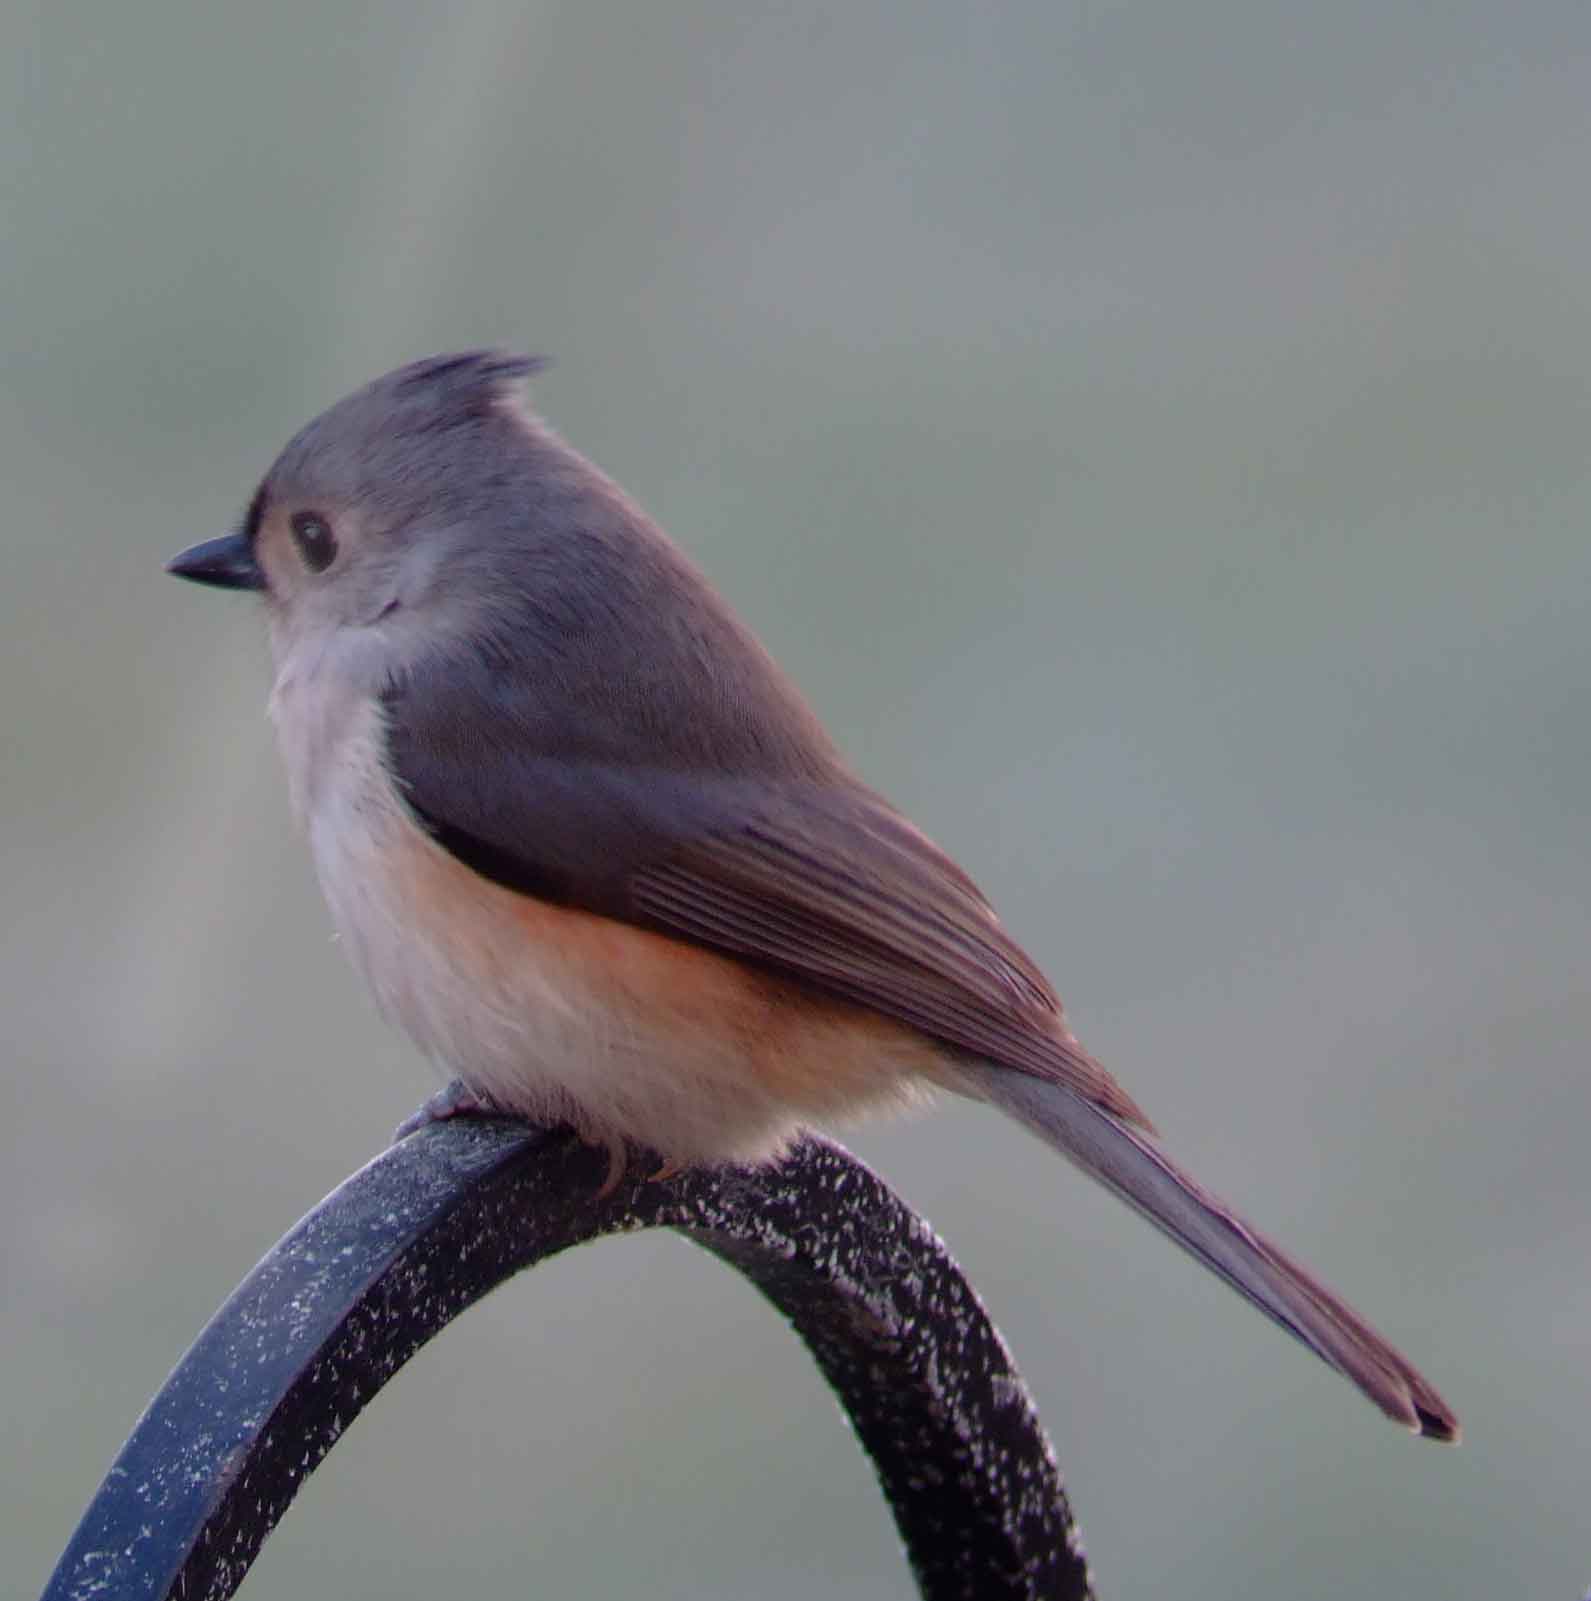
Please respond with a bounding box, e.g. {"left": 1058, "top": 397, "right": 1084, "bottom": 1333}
{"left": 166, "top": 532, "right": 266, "bottom": 592}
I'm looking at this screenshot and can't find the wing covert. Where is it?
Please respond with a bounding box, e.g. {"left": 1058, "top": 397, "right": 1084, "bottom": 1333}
{"left": 382, "top": 649, "right": 1147, "bottom": 1128}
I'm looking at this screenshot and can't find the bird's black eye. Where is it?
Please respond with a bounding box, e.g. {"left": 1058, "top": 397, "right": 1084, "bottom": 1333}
{"left": 290, "top": 511, "right": 338, "bottom": 574}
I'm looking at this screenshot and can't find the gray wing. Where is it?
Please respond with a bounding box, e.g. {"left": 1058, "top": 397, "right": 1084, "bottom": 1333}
{"left": 381, "top": 653, "right": 1148, "bottom": 1128}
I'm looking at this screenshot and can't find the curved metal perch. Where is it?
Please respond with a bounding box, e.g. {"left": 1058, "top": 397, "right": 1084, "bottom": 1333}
{"left": 42, "top": 1115, "right": 1092, "bottom": 1600}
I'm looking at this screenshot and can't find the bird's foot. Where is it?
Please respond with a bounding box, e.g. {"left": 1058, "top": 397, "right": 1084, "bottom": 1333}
{"left": 394, "top": 1079, "right": 513, "bottom": 1141}
{"left": 589, "top": 1133, "right": 630, "bottom": 1199}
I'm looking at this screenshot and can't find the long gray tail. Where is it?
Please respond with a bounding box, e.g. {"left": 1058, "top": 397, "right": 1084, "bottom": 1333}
{"left": 962, "top": 1062, "right": 1458, "bottom": 1441}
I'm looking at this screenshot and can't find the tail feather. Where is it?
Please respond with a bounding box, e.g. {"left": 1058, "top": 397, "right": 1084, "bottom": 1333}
{"left": 964, "top": 1063, "right": 1459, "bottom": 1442}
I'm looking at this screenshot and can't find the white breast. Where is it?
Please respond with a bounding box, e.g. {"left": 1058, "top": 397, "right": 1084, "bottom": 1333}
{"left": 269, "top": 663, "right": 592, "bottom": 1119}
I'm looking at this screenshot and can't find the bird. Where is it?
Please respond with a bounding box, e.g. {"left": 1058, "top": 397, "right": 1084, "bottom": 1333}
{"left": 167, "top": 351, "right": 1457, "bottom": 1442}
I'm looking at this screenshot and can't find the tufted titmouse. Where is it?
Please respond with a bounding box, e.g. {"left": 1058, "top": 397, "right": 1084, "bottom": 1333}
{"left": 168, "top": 352, "right": 1457, "bottom": 1441}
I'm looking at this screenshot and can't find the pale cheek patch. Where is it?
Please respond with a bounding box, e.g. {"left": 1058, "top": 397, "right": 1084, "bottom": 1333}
{"left": 291, "top": 698, "right": 942, "bottom": 1167}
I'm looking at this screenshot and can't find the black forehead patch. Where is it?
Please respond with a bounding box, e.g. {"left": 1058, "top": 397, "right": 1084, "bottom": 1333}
{"left": 235, "top": 479, "right": 269, "bottom": 550}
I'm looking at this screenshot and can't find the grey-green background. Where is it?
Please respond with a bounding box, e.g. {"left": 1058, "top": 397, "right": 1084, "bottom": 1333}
{"left": 4, "top": 4, "right": 1587, "bottom": 1597}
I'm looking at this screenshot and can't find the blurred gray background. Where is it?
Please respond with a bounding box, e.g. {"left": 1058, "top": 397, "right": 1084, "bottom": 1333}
{"left": 4, "top": 3, "right": 1588, "bottom": 1597}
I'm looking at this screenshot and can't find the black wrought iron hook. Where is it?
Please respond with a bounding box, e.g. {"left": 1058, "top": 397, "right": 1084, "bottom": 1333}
{"left": 42, "top": 1113, "right": 1091, "bottom": 1600}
